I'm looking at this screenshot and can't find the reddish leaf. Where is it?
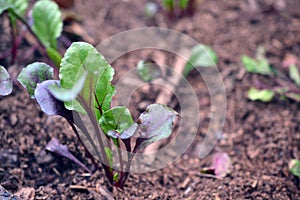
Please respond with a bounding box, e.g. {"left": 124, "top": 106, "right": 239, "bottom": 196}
{"left": 45, "top": 138, "right": 91, "bottom": 173}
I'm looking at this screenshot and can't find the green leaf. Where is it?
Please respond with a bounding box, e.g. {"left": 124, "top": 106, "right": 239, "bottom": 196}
{"left": 49, "top": 71, "right": 87, "bottom": 102}
{"left": 32, "top": 0, "right": 62, "bottom": 49}
{"left": 241, "top": 55, "right": 273, "bottom": 75}
{"left": 137, "top": 60, "right": 161, "bottom": 82}
{"left": 0, "top": 0, "right": 28, "bottom": 16}
{"left": 10, "top": 0, "right": 28, "bottom": 15}
{"left": 94, "top": 66, "right": 115, "bottom": 120}
{"left": 184, "top": 44, "right": 218, "bottom": 76}
{"left": 248, "top": 87, "right": 274, "bottom": 102}
{"left": 136, "top": 104, "right": 179, "bottom": 149}
{"left": 162, "top": 0, "right": 174, "bottom": 11}
{"left": 17, "top": 62, "right": 53, "bottom": 98}
{"left": 0, "top": 66, "right": 13, "bottom": 96}
{"left": 289, "top": 159, "right": 300, "bottom": 177}
{"left": 100, "top": 106, "right": 134, "bottom": 134}
{"left": 179, "top": 0, "right": 189, "bottom": 9}
{"left": 52, "top": 42, "right": 113, "bottom": 113}
{"left": 288, "top": 64, "right": 300, "bottom": 86}
{"left": 46, "top": 47, "right": 62, "bottom": 67}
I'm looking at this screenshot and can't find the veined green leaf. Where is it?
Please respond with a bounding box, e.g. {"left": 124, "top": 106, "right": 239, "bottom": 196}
{"left": 32, "top": 0, "right": 62, "bottom": 49}
{"left": 288, "top": 64, "right": 300, "bottom": 86}
{"left": 248, "top": 87, "right": 274, "bottom": 102}
{"left": 17, "top": 62, "right": 53, "bottom": 98}
{"left": 94, "top": 66, "right": 115, "bottom": 120}
{"left": 184, "top": 44, "right": 218, "bottom": 76}
{"left": 0, "top": 66, "right": 13, "bottom": 96}
{"left": 100, "top": 106, "right": 134, "bottom": 134}
{"left": 51, "top": 42, "right": 114, "bottom": 115}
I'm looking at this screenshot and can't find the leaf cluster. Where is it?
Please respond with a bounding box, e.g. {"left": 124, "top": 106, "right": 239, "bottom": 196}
{"left": 242, "top": 47, "right": 300, "bottom": 102}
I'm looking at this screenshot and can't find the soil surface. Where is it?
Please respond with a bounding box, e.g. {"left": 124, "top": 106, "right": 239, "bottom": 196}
{"left": 1, "top": 0, "right": 300, "bottom": 199}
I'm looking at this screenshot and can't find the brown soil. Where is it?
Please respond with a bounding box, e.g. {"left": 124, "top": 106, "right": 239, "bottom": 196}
{"left": 1, "top": 0, "right": 300, "bottom": 199}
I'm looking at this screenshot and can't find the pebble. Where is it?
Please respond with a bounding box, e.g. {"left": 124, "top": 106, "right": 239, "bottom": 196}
{"left": 10, "top": 114, "right": 18, "bottom": 126}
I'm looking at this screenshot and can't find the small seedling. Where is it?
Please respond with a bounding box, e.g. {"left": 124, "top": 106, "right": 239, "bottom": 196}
{"left": 0, "top": 0, "right": 63, "bottom": 67}
{"left": 136, "top": 44, "right": 218, "bottom": 82}
{"left": 289, "top": 159, "right": 300, "bottom": 177}
{"left": 137, "top": 59, "right": 161, "bottom": 82}
{"left": 184, "top": 44, "right": 218, "bottom": 76}
{"left": 1, "top": 42, "right": 179, "bottom": 188}
{"left": 242, "top": 47, "right": 300, "bottom": 102}
{"left": 161, "top": 0, "right": 195, "bottom": 18}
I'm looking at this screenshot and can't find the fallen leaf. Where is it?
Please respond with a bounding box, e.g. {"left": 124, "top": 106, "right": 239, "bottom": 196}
{"left": 201, "top": 152, "right": 232, "bottom": 178}
{"left": 211, "top": 152, "right": 232, "bottom": 178}
{"left": 45, "top": 138, "right": 91, "bottom": 173}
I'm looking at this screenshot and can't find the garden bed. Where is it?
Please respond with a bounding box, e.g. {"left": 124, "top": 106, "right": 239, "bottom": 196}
{"left": 1, "top": 0, "right": 300, "bottom": 199}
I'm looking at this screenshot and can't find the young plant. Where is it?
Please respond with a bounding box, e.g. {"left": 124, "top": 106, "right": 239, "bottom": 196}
{"left": 136, "top": 44, "right": 218, "bottom": 82}
{"left": 161, "top": 0, "right": 195, "bottom": 18}
{"left": 0, "top": 0, "right": 63, "bottom": 67}
{"left": 11, "top": 42, "right": 179, "bottom": 188}
{"left": 242, "top": 47, "right": 300, "bottom": 102}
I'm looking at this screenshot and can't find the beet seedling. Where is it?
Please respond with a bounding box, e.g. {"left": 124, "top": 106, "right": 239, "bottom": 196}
{"left": 5, "top": 42, "right": 179, "bottom": 188}
{"left": 242, "top": 47, "right": 300, "bottom": 102}
{"left": 161, "top": 0, "right": 195, "bottom": 17}
{"left": 0, "top": 0, "right": 63, "bottom": 67}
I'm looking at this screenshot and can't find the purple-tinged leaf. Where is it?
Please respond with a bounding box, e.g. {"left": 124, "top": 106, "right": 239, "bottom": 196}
{"left": 17, "top": 62, "right": 53, "bottom": 98}
{"left": 201, "top": 152, "right": 232, "bottom": 178}
{"left": 0, "top": 66, "right": 12, "bottom": 96}
{"left": 134, "top": 104, "right": 179, "bottom": 151}
{"left": 45, "top": 138, "right": 91, "bottom": 173}
{"left": 107, "top": 123, "right": 138, "bottom": 140}
{"left": 35, "top": 80, "right": 73, "bottom": 121}
{"left": 107, "top": 123, "right": 137, "bottom": 154}
{"left": 211, "top": 152, "right": 232, "bottom": 178}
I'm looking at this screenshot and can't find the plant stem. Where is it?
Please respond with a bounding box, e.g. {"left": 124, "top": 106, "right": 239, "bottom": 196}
{"left": 8, "top": 9, "right": 59, "bottom": 74}
{"left": 117, "top": 140, "right": 124, "bottom": 173}
{"left": 67, "top": 119, "right": 99, "bottom": 171}
{"left": 78, "top": 95, "right": 113, "bottom": 183}
{"left": 9, "top": 17, "right": 17, "bottom": 65}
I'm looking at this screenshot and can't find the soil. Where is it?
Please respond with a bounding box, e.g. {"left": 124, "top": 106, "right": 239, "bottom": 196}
{"left": 1, "top": 0, "right": 300, "bottom": 199}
